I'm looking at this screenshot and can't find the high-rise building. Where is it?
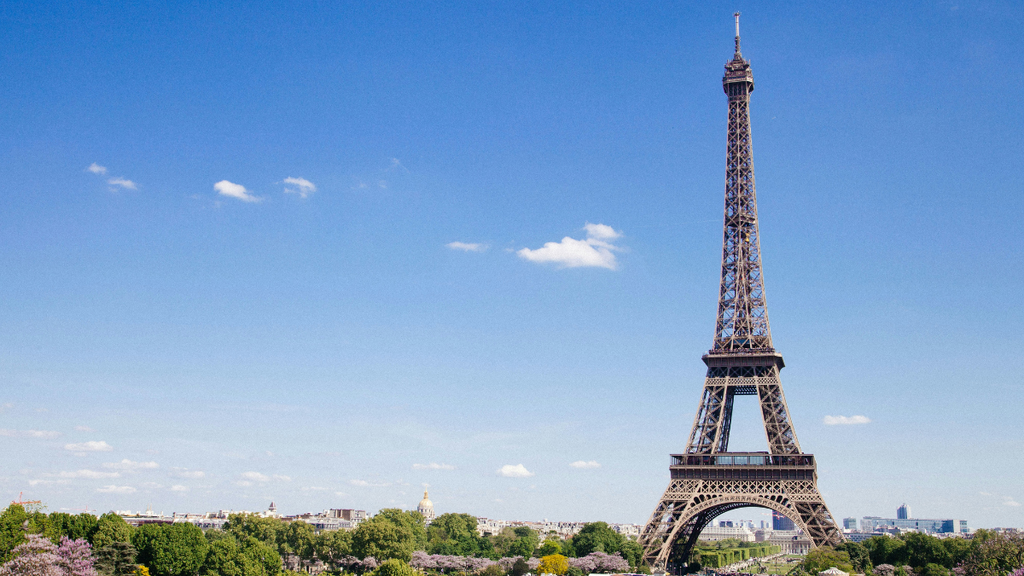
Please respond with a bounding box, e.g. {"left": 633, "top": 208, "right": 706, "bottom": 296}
{"left": 897, "top": 504, "right": 911, "bottom": 520}
{"left": 773, "top": 510, "right": 796, "bottom": 531}
{"left": 844, "top": 517, "right": 858, "bottom": 530}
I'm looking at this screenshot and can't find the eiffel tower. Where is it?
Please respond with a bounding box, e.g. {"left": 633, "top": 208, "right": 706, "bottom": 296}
{"left": 637, "top": 15, "right": 843, "bottom": 573}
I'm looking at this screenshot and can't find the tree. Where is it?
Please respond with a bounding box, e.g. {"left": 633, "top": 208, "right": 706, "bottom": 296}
{"left": 371, "top": 558, "right": 420, "bottom": 576}
{"left": 314, "top": 529, "right": 353, "bottom": 564}
{"left": 373, "top": 510, "right": 427, "bottom": 552}
{"left": 132, "top": 523, "right": 209, "bottom": 576}
{"left": 426, "top": 514, "right": 490, "bottom": 557}
{"left": 47, "top": 514, "right": 100, "bottom": 545}
{"left": 354, "top": 518, "right": 416, "bottom": 562}
{"left": 835, "top": 541, "right": 872, "bottom": 573}
{"left": 91, "top": 515, "right": 134, "bottom": 551}
{"left": 568, "top": 523, "right": 629, "bottom": 560}
{"left": 511, "top": 558, "right": 529, "bottom": 576}
{"left": 904, "top": 533, "right": 951, "bottom": 569}
{"left": 223, "top": 515, "right": 283, "bottom": 549}
{"left": 864, "top": 537, "right": 909, "bottom": 568}
{"left": 1, "top": 504, "right": 31, "bottom": 562}
{"left": 538, "top": 554, "right": 569, "bottom": 575}
{"left": 94, "top": 542, "right": 138, "bottom": 576}
{"left": 280, "top": 521, "right": 316, "bottom": 561}
{"left": 200, "top": 533, "right": 280, "bottom": 576}
{"left": 957, "top": 530, "right": 1024, "bottom": 576}
{"left": 0, "top": 533, "right": 62, "bottom": 576}
{"left": 505, "top": 528, "right": 539, "bottom": 559}
{"left": 801, "top": 547, "right": 854, "bottom": 575}
{"left": 537, "top": 541, "right": 561, "bottom": 557}
{"left": 56, "top": 537, "right": 98, "bottom": 576}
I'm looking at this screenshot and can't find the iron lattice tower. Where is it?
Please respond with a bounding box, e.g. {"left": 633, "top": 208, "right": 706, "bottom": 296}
{"left": 637, "top": 15, "right": 843, "bottom": 573}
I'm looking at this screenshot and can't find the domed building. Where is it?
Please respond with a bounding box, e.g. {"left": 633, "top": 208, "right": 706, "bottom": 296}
{"left": 417, "top": 490, "right": 435, "bottom": 522}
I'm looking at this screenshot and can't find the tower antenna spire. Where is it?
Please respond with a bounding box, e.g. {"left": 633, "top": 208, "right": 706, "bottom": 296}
{"left": 734, "top": 12, "right": 742, "bottom": 56}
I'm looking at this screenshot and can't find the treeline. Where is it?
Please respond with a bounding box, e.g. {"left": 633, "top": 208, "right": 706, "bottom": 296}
{"left": 0, "top": 504, "right": 645, "bottom": 576}
{"left": 691, "top": 540, "right": 781, "bottom": 569}
{"left": 797, "top": 531, "right": 1024, "bottom": 576}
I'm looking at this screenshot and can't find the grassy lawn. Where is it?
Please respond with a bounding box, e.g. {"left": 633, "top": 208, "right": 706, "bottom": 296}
{"left": 740, "top": 555, "right": 804, "bottom": 575}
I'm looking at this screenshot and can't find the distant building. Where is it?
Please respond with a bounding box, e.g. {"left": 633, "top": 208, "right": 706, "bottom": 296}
{"left": 773, "top": 510, "right": 796, "bottom": 531}
{"left": 698, "top": 525, "right": 755, "bottom": 542}
{"left": 862, "top": 516, "right": 967, "bottom": 534}
{"left": 763, "top": 530, "right": 812, "bottom": 554}
{"left": 897, "top": 504, "right": 911, "bottom": 520}
{"left": 843, "top": 517, "right": 858, "bottom": 530}
{"left": 418, "top": 491, "right": 435, "bottom": 522}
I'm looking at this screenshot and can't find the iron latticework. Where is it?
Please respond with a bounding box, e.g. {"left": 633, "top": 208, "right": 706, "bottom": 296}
{"left": 637, "top": 15, "right": 842, "bottom": 573}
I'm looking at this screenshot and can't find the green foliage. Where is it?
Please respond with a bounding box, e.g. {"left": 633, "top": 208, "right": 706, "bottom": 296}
{"left": 426, "top": 513, "right": 493, "bottom": 558}
{"left": 200, "top": 532, "right": 280, "bottom": 576}
{"left": 371, "top": 558, "right": 421, "bottom": 576}
{"left": 835, "top": 541, "right": 872, "bottom": 573}
{"left": 223, "top": 514, "right": 283, "bottom": 549}
{"left": 919, "top": 563, "right": 950, "bottom": 576}
{"left": 957, "top": 530, "right": 1024, "bottom": 576}
{"left": 693, "top": 544, "right": 780, "bottom": 569}
{"left": 354, "top": 513, "right": 422, "bottom": 562}
{"left": 480, "top": 564, "right": 506, "bottom": 576}
{"left": 132, "top": 523, "right": 209, "bottom": 576}
{"left": 95, "top": 542, "right": 139, "bottom": 576}
{"left": 92, "top": 514, "right": 135, "bottom": 550}
{"left": 864, "top": 537, "right": 910, "bottom": 569}
{"left": 0, "top": 505, "right": 29, "bottom": 562}
{"left": 800, "top": 547, "right": 855, "bottom": 575}
{"left": 314, "top": 528, "right": 353, "bottom": 563}
{"left": 46, "top": 513, "right": 99, "bottom": 544}
{"left": 280, "top": 521, "right": 316, "bottom": 560}
{"left": 510, "top": 558, "right": 529, "bottom": 576}
{"left": 537, "top": 540, "right": 561, "bottom": 557}
{"left": 490, "top": 527, "right": 539, "bottom": 559}
{"left": 904, "top": 533, "right": 951, "bottom": 569}
{"left": 565, "top": 523, "right": 644, "bottom": 567}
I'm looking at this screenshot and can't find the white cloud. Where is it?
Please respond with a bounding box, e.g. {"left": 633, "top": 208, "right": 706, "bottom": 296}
{"left": 822, "top": 415, "right": 871, "bottom": 425}
{"left": 273, "top": 475, "right": 291, "bottom": 482}
{"left": 96, "top": 485, "right": 136, "bottom": 494}
{"left": 59, "top": 469, "right": 120, "bottom": 479}
{"left": 29, "top": 479, "right": 69, "bottom": 486}
{"left": 517, "top": 222, "right": 624, "bottom": 270}
{"left": 412, "top": 463, "right": 456, "bottom": 470}
{"left": 235, "top": 481, "right": 253, "bottom": 487}
{"left": 582, "top": 223, "right": 621, "bottom": 241}
{"left": 107, "top": 177, "right": 138, "bottom": 191}
{"left": 350, "top": 479, "right": 390, "bottom": 487}
{"left": 75, "top": 426, "right": 94, "bottom": 432}
{"left": 214, "top": 180, "right": 260, "bottom": 203}
{"left": 0, "top": 429, "right": 60, "bottom": 439}
{"left": 283, "top": 177, "right": 316, "bottom": 198}
{"left": 570, "top": 460, "right": 601, "bottom": 469}
{"left": 446, "top": 242, "right": 488, "bottom": 253}
{"left": 241, "top": 471, "right": 270, "bottom": 482}
{"left": 497, "top": 464, "right": 534, "bottom": 478}
{"left": 103, "top": 459, "right": 158, "bottom": 471}
{"left": 170, "top": 485, "right": 188, "bottom": 492}
{"left": 87, "top": 163, "right": 107, "bottom": 175}
{"left": 172, "top": 469, "right": 205, "bottom": 479}
{"left": 64, "top": 441, "right": 113, "bottom": 452}
{"left": 1004, "top": 497, "right": 1021, "bottom": 507}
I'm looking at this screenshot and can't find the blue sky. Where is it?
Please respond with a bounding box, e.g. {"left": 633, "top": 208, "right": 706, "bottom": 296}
{"left": 1, "top": 0, "right": 1023, "bottom": 529}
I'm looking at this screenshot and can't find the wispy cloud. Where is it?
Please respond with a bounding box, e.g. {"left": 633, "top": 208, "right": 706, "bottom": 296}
{"left": 29, "top": 479, "right": 69, "bottom": 486}
{"left": 0, "top": 429, "right": 60, "bottom": 439}
{"left": 172, "top": 469, "right": 205, "bottom": 479}
{"left": 412, "top": 463, "right": 456, "bottom": 470}
{"left": 107, "top": 177, "right": 138, "bottom": 191}
{"left": 446, "top": 242, "right": 488, "bottom": 253}
{"left": 170, "top": 485, "right": 188, "bottom": 492}
{"left": 96, "top": 485, "right": 136, "bottom": 494}
{"left": 64, "top": 441, "right": 113, "bottom": 452}
{"left": 497, "top": 464, "right": 534, "bottom": 478}
{"left": 1004, "top": 497, "right": 1021, "bottom": 507}
{"left": 350, "top": 479, "right": 390, "bottom": 487}
{"left": 570, "top": 460, "right": 601, "bottom": 469}
{"left": 59, "top": 469, "right": 120, "bottom": 479}
{"left": 103, "top": 459, "right": 158, "bottom": 471}
{"left": 240, "top": 471, "right": 269, "bottom": 482}
{"left": 214, "top": 180, "right": 260, "bottom": 203}
{"left": 87, "top": 163, "right": 107, "bottom": 175}
{"left": 75, "top": 426, "right": 94, "bottom": 432}
{"left": 517, "top": 222, "right": 624, "bottom": 270}
{"left": 823, "top": 415, "right": 871, "bottom": 425}
{"left": 283, "top": 177, "right": 316, "bottom": 198}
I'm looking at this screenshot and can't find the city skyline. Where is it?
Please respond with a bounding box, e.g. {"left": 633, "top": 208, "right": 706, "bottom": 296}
{"left": 1, "top": 2, "right": 1023, "bottom": 528}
